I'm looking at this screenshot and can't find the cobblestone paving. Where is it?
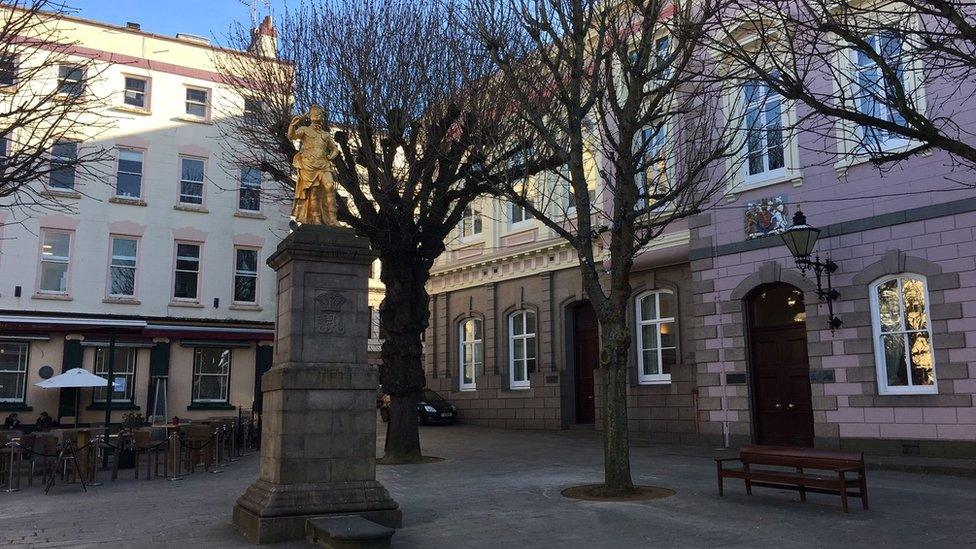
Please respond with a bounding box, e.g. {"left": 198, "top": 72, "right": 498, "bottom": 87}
{"left": 2, "top": 421, "right": 974, "bottom": 548}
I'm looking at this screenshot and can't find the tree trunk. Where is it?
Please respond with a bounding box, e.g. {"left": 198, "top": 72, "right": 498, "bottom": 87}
{"left": 377, "top": 254, "right": 430, "bottom": 464}
{"left": 599, "top": 314, "right": 635, "bottom": 493}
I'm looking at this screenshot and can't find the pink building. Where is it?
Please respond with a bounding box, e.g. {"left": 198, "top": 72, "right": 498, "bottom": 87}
{"left": 689, "top": 114, "right": 976, "bottom": 457}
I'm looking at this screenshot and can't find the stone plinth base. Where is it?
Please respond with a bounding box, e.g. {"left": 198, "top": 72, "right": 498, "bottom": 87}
{"left": 234, "top": 479, "right": 401, "bottom": 544}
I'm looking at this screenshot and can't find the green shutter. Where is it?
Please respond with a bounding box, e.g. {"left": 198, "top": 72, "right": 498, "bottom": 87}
{"left": 57, "top": 339, "right": 83, "bottom": 419}
{"left": 254, "top": 344, "right": 273, "bottom": 414}
{"left": 150, "top": 341, "right": 171, "bottom": 377}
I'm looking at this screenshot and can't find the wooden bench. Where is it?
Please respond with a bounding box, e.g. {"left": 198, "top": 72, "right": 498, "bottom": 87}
{"left": 716, "top": 445, "right": 869, "bottom": 512}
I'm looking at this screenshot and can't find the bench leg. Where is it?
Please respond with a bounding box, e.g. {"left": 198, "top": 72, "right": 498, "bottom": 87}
{"left": 797, "top": 467, "right": 806, "bottom": 502}
{"left": 716, "top": 462, "right": 724, "bottom": 497}
{"left": 860, "top": 471, "right": 869, "bottom": 510}
{"left": 744, "top": 464, "right": 752, "bottom": 495}
{"left": 838, "top": 472, "right": 849, "bottom": 513}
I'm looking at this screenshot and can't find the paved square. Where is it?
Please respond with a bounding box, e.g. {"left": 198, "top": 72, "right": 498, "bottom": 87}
{"left": 2, "top": 421, "right": 974, "bottom": 548}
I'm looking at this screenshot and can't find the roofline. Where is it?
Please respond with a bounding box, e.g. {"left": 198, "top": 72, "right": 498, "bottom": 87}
{"left": 3, "top": 3, "right": 291, "bottom": 66}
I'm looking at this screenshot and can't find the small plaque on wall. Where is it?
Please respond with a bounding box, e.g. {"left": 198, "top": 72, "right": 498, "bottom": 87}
{"left": 809, "top": 370, "right": 836, "bottom": 383}
{"left": 725, "top": 373, "right": 747, "bottom": 385}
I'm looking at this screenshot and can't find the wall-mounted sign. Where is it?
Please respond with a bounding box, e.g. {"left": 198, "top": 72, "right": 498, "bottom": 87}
{"left": 745, "top": 195, "right": 789, "bottom": 239}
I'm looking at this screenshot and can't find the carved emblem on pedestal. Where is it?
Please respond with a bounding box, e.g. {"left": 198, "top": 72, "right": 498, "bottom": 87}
{"left": 314, "top": 290, "right": 347, "bottom": 334}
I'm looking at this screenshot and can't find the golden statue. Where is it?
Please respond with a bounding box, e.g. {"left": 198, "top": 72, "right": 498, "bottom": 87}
{"left": 288, "top": 105, "right": 340, "bottom": 226}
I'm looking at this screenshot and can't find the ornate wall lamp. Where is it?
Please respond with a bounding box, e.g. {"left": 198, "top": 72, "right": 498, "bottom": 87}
{"left": 781, "top": 209, "right": 843, "bottom": 330}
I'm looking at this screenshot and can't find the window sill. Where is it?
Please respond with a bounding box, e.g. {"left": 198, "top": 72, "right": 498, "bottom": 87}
{"left": 187, "top": 403, "right": 235, "bottom": 411}
{"left": 176, "top": 115, "right": 213, "bottom": 125}
{"left": 32, "top": 293, "right": 72, "bottom": 301}
{"left": 506, "top": 221, "right": 535, "bottom": 233}
{"left": 459, "top": 387, "right": 476, "bottom": 392}
{"left": 174, "top": 204, "right": 209, "bottom": 214}
{"left": 234, "top": 210, "right": 266, "bottom": 220}
{"left": 109, "top": 196, "right": 147, "bottom": 207}
{"left": 230, "top": 303, "right": 262, "bottom": 311}
{"left": 727, "top": 172, "right": 802, "bottom": 200}
{"left": 169, "top": 300, "right": 204, "bottom": 308}
{"left": 878, "top": 387, "right": 939, "bottom": 397}
{"left": 506, "top": 386, "right": 531, "bottom": 392}
{"left": 86, "top": 403, "right": 140, "bottom": 411}
{"left": 103, "top": 297, "right": 141, "bottom": 305}
{"left": 42, "top": 189, "right": 81, "bottom": 200}
{"left": 0, "top": 403, "right": 32, "bottom": 412}
{"left": 834, "top": 140, "right": 921, "bottom": 176}
{"left": 112, "top": 105, "right": 151, "bottom": 116}
{"left": 637, "top": 379, "right": 672, "bottom": 386}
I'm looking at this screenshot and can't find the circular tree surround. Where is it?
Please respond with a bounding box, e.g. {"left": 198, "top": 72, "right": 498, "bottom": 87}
{"left": 561, "top": 484, "right": 676, "bottom": 502}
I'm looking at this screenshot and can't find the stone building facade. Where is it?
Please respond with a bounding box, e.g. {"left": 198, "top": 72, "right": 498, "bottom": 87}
{"left": 425, "top": 192, "right": 706, "bottom": 443}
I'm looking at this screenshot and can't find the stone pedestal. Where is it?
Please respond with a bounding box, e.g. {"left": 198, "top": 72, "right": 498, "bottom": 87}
{"left": 233, "top": 225, "right": 401, "bottom": 544}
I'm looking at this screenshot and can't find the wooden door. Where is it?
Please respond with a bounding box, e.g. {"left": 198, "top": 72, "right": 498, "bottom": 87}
{"left": 747, "top": 284, "right": 814, "bottom": 447}
{"left": 574, "top": 303, "right": 598, "bottom": 424}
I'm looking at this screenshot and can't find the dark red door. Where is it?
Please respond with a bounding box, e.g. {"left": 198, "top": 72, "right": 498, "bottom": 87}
{"left": 748, "top": 284, "right": 814, "bottom": 447}
{"left": 574, "top": 303, "right": 598, "bottom": 424}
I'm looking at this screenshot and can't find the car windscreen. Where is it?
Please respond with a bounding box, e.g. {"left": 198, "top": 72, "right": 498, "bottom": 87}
{"left": 421, "top": 390, "right": 444, "bottom": 402}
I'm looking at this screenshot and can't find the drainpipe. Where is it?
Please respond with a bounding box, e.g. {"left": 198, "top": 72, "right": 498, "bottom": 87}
{"left": 716, "top": 293, "right": 730, "bottom": 449}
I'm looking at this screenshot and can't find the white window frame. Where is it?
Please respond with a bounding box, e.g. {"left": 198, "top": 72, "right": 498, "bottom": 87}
{"left": 636, "top": 124, "right": 668, "bottom": 212}
{"left": 115, "top": 148, "right": 144, "bottom": 199}
{"left": 459, "top": 205, "right": 483, "bottom": 239}
{"left": 38, "top": 229, "right": 72, "bottom": 294}
{"left": 178, "top": 156, "right": 205, "bottom": 205}
{"left": 192, "top": 348, "right": 231, "bottom": 403}
{"left": 636, "top": 289, "right": 677, "bottom": 384}
{"left": 742, "top": 79, "right": 787, "bottom": 186}
{"left": 57, "top": 64, "right": 84, "bottom": 97}
{"left": 93, "top": 346, "right": 137, "bottom": 403}
{"left": 508, "top": 310, "right": 536, "bottom": 389}
{"left": 123, "top": 75, "right": 149, "bottom": 109}
{"left": 173, "top": 241, "right": 202, "bottom": 301}
{"left": 869, "top": 274, "right": 938, "bottom": 395}
{"left": 108, "top": 236, "right": 138, "bottom": 298}
{"left": 233, "top": 247, "right": 259, "bottom": 304}
{"left": 49, "top": 140, "right": 78, "bottom": 190}
{"left": 0, "top": 341, "right": 29, "bottom": 403}
{"left": 459, "top": 318, "right": 483, "bottom": 391}
{"left": 850, "top": 31, "right": 913, "bottom": 153}
{"left": 184, "top": 86, "right": 210, "bottom": 119}
{"left": 238, "top": 167, "right": 262, "bottom": 212}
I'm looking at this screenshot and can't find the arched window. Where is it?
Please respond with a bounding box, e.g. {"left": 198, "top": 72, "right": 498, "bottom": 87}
{"left": 459, "top": 318, "right": 482, "bottom": 391}
{"left": 508, "top": 310, "right": 536, "bottom": 389}
{"left": 636, "top": 290, "right": 676, "bottom": 384}
{"left": 869, "top": 274, "right": 937, "bottom": 394}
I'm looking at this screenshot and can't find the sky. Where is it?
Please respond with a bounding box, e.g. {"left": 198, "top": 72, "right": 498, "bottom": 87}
{"left": 63, "top": 0, "right": 289, "bottom": 42}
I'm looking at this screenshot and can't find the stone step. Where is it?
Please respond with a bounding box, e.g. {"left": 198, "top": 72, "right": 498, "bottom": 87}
{"left": 306, "top": 515, "right": 395, "bottom": 549}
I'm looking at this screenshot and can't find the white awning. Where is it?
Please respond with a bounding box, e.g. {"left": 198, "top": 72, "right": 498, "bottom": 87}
{"left": 35, "top": 368, "right": 109, "bottom": 389}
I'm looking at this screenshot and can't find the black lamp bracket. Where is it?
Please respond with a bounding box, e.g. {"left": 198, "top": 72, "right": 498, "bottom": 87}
{"left": 795, "top": 253, "right": 843, "bottom": 330}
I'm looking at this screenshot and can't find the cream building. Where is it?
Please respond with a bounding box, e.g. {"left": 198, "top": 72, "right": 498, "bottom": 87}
{"left": 0, "top": 11, "right": 385, "bottom": 427}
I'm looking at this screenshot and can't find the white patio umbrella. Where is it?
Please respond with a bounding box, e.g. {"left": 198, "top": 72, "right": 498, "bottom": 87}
{"left": 36, "top": 368, "right": 109, "bottom": 427}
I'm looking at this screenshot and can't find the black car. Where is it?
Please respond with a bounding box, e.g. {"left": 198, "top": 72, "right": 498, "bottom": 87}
{"left": 417, "top": 389, "right": 457, "bottom": 425}
{"left": 379, "top": 389, "right": 457, "bottom": 425}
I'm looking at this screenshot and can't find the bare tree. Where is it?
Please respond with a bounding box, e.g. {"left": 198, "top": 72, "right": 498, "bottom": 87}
{"left": 710, "top": 0, "right": 976, "bottom": 174}
{"left": 0, "top": 1, "right": 111, "bottom": 216}
{"left": 215, "top": 0, "right": 548, "bottom": 463}
{"left": 467, "top": 0, "right": 740, "bottom": 494}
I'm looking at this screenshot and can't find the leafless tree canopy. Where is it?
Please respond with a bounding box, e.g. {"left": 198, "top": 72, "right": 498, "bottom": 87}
{"left": 0, "top": 0, "right": 111, "bottom": 216}
{"left": 466, "top": 0, "right": 741, "bottom": 493}
{"left": 710, "top": 0, "right": 976, "bottom": 172}
{"left": 216, "top": 0, "right": 546, "bottom": 463}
